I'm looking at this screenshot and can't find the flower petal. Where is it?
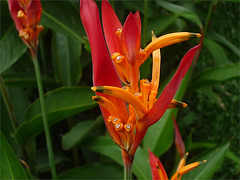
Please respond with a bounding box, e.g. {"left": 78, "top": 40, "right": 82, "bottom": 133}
{"left": 134, "top": 10, "right": 141, "bottom": 32}
{"left": 102, "top": 0, "right": 122, "bottom": 55}
{"left": 26, "top": 0, "right": 42, "bottom": 28}
{"left": 121, "top": 12, "right": 141, "bottom": 64}
{"left": 172, "top": 115, "right": 185, "bottom": 158}
{"left": 8, "top": 0, "right": 24, "bottom": 31}
{"left": 149, "top": 149, "right": 168, "bottom": 180}
{"left": 142, "top": 45, "right": 200, "bottom": 128}
{"left": 80, "top": 0, "right": 121, "bottom": 87}
{"left": 80, "top": 0, "right": 128, "bottom": 124}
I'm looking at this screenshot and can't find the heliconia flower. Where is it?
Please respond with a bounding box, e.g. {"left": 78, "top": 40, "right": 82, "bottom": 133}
{"left": 8, "top": 0, "right": 44, "bottom": 57}
{"left": 172, "top": 115, "right": 185, "bottom": 158}
{"left": 80, "top": 0, "right": 201, "bottom": 163}
{"left": 149, "top": 149, "right": 206, "bottom": 180}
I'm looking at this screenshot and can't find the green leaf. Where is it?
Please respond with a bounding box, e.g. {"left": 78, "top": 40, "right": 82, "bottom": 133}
{"left": 190, "top": 63, "right": 240, "bottom": 89}
{"left": 35, "top": 150, "right": 70, "bottom": 173}
{"left": 52, "top": 32, "right": 82, "bottom": 86}
{"left": 208, "top": 31, "right": 240, "bottom": 58}
{"left": 0, "top": 132, "right": 27, "bottom": 180}
{"left": 58, "top": 162, "right": 123, "bottom": 179}
{"left": 203, "top": 38, "right": 229, "bottom": 65}
{"left": 0, "top": 25, "right": 27, "bottom": 73}
{"left": 147, "top": 14, "right": 179, "bottom": 41}
{"left": 41, "top": 0, "right": 85, "bottom": 43}
{"left": 182, "top": 142, "right": 230, "bottom": 179}
{"left": 3, "top": 73, "right": 58, "bottom": 87}
{"left": 143, "top": 70, "right": 191, "bottom": 156}
{"left": 82, "top": 136, "right": 152, "bottom": 179}
{"left": 15, "top": 87, "right": 97, "bottom": 145}
{"left": 157, "top": 2, "right": 203, "bottom": 28}
{"left": 62, "top": 116, "right": 104, "bottom": 150}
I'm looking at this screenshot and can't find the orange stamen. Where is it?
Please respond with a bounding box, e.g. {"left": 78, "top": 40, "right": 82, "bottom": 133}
{"left": 92, "top": 95, "right": 119, "bottom": 117}
{"left": 168, "top": 100, "right": 188, "bottom": 109}
{"left": 111, "top": 52, "right": 130, "bottom": 85}
{"left": 143, "top": 32, "right": 201, "bottom": 62}
{"left": 140, "top": 79, "right": 151, "bottom": 108}
{"left": 177, "top": 152, "right": 189, "bottom": 171}
{"left": 92, "top": 86, "right": 147, "bottom": 115}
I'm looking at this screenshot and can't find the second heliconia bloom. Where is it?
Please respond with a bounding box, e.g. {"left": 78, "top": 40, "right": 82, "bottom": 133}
{"left": 8, "top": 0, "right": 44, "bottom": 56}
{"left": 80, "top": 0, "right": 201, "bottom": 160}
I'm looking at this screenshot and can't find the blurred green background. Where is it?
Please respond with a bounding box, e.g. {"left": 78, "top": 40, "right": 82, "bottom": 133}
{"left": 1, "top": 0, "right": 239, "bottom": 179}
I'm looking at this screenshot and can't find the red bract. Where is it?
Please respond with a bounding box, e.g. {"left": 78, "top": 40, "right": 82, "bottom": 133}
{"left": 8, "top": 0, "right": 44, "bottom": 56}
{"left": 149, "top": 149, "right": 205, "bottom": 180}
{"left": 80, "top": 0, "right": 201, "bottom": 166}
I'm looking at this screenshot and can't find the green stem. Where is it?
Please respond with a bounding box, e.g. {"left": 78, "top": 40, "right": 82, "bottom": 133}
{"left": 121, "top": 149, "right": 133, "bottom": 180}
{"left": 124, "top": 163, "right": 132, "bottom": 180}
{"left": 204, "top": 0, "right": 218, "bottom": 34}
{"left": 0, "top": 75, "right": 18, "bottom": 131}
{"left": 32, "top": 56, "right": 57, "bottom": 179}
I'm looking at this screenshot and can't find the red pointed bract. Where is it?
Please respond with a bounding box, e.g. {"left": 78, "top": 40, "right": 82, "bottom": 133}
{"left": 173, "top": 115, "right": 185, "bottom": 158}
{"left": 121, "top": 12, "right": 141, "bottom": 65}
{"left": 149, "top": 149, "right": 168, "bottom": 180}
{"left": 102, "top": 0, "right": 122, "bottom": 55}
{"left": 80, "top": 0, "right": 128, "bottom": 144}
{"left": 143, "top": 45, "right": 200, "bottom": 128}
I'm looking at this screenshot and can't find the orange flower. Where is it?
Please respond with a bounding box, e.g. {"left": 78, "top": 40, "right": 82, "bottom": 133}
{"left": 149, "top": 150, "right": 206, "bottom": 180}
{"left": 80, "top": 0, "right": 201, "bottom": 167}
{"left": 8, "top": 0, "right": 44, "bottom": 56}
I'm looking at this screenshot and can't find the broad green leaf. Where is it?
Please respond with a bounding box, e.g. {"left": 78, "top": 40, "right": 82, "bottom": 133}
{"left": 62, "top": 116, "right": 104, "bottom": 150}
{"left": 143, "top": 70, "right": 191, "bottom": 156}
{"left": 0, "top": 132, "right": 27, "bottom": 180}
{"left": 35, "top": 150, "right": 70, "bottom": 173}
{"left": 182, "top": 142, "right": 230, "bottom": 179}
{"left": 15, "top": 87, "right": 97, "bottom": 145}
{"left": 192, "top": 142, "right": 240, "bottom": 167}
{"left": 203, "top": 38, "right": 229, "bottom": 65}
{"left": 123, "top": 1, "right": 155, "bottom": 17}
{"left": 208, "top": 31, "right": 240, "bottom": 58}
{"left": 3, "top": 73, "right": 58, "bottom": 87}
{"left": 147, "top": 14, "right": 179, "bottom": 41}
{"left": 58, "top": 162, "right": 123, "bottom": 179}
{"left": 82, "top": 136, "right": 152, "bottom": 179}
{"left": 157, "top": 2, "right": 203, "bottom": 28}
{"left": 0, "top": 25, "right": 27, "bottom": 73}
{"left": 190, "top": 62, "right": 240, "bottom": 89}
{"left": 52, "top": 32, "right": 82, "bottom": 86}
{"left": 41, "top": 0, "right": 85, "bottom": 43}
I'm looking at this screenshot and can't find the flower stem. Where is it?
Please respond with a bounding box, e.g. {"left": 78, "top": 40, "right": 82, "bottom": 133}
{"left": 124, "top": 162, "right": 132, "bottom": 180}
{"left": 0, "top": 75, "right": 18, "bottom": 131}
{"left": 32, "top": 56, "right": 57, "bottom": 179}
{"left": 121, "top": 149, "right": 133, "bottom": 180}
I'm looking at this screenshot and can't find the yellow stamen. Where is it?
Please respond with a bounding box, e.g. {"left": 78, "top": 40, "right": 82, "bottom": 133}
{"left": 116, "top": 28, "right": 122, "bottom": 39}
{"left": 92, "top": 86, "right": 147, "bottom": 115}
{"left": 177, "top": 152, "right": 189, "bottom": 171}
{"left": 17, "top": 10, "right": 25, "bottom": 18}
{"left": 114, "top": 122, "right": 124, "bottom": 131}
{"left": 143, "top": 32, "right": 201, "bottom": 62}
{"left": 111, "top": 52, "right": 130, "bottom": 85}
{"left": 168, "top": 99, "right": 188, "bottom": 109}
{"left": 92, "top": 95, "right": 119, "bottom": 117}
{"left": 149, "top": 90, "right": 158, "bottom": 109}
{"left": 140, "top": 79, "right": 151, "bottom": 108}
{"left": 148, "top": 31, "right": 161, "bottom": 109}
{"left": 171, "top": 160, "right": 206, "bottom": 180}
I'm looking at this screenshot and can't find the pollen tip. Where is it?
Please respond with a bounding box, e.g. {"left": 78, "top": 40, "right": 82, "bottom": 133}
{"left": 203, "top": 160, "right": 207, "bottom": 163}
{"left": 189, "top": 33, "right": 201, "bottom": 38}
{"left": 91, "top": 87, "right": 97, "bottom": 92}
{"left": 183, "top": 103, "right": 188, "bottom": 108}
{"left": 92, "top": 95, "right": 101, "bottom": 101}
